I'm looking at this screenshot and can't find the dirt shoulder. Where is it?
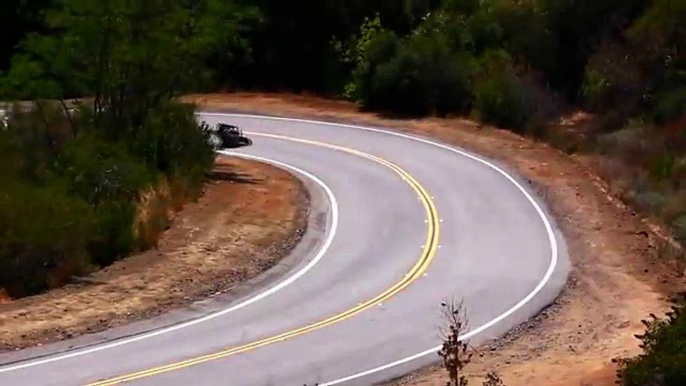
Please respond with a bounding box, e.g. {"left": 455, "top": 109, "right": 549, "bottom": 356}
{"left": 183, "top": 92, "right": 685, "bottom": 386}
{"left": 0, "top": 156, "right": 309, "bottom": 352}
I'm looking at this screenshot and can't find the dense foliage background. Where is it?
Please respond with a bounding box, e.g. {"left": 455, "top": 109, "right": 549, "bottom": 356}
{"left": 0, "top": 0, "right": 253, "bottom": 297}
{"left": 4, "top": 0, "right": 683, "bottom": 124}
{"left": 1, "top": 0, "right": 684, "bottom": 381}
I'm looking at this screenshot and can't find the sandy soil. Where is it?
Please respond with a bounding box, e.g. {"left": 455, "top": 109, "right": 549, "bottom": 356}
{"left": 183, "top": 92, "right": 686, "bottom": 386}
{"left": 0, "top": 156, "right": 309, "bottom": 352}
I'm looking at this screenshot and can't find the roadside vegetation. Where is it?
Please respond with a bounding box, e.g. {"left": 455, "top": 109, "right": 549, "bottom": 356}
{"left": 2, "top": 0, "right": 685, "bottom": 381}
{"left": 616, "top": 294, "right": 686, "bottom": 386}
{"left": 0, "top": 0, "right": 255, "bottom": 298}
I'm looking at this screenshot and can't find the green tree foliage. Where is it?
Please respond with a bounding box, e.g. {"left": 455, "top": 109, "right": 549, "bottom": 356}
{"left": 345, "top": 3, "right": 502, "bottom": 116}
{"left": 580, "top": 0, "right": 685, "bottom": 127}
{"left": 474, "top": 68, "right": 532, "bottom": 132}
{"left": 0, "top": 101, "right": 214, "bottom": 297}
{"left": 223, "top": 0, "right": 441, "bottom": 92}
{"left": 369, "top": 32, "right": 473, "bottom": 116}
{"left": 333, "top": 15, "right": 388, "bottom": 99}
{"left": 0, "top": 0, "right": 248, "bottom": 297}
{"left": 631, "top": 0, "right": 686, "bottom": 125}
{"left": 492, "top": 0, "right": 646, "bottom": 99}
{"left": 338, "top": 0, "right": 678, "bottom": 127}
{"left": 2, "top": 0, "right": 256, "bottom": 131}
{"left": 0, "top": 179, "right": 94, "bottom": 297}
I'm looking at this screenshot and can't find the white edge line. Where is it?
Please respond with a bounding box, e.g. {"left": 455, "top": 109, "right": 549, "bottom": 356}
{"left": 199, "top": 113, "right": 559, "bottom": 386}
{"left": 0, "top": 153, "right": 339, "bottom": 373}
{"left": 2, "top": 112, "right": 560, "bottom": 381}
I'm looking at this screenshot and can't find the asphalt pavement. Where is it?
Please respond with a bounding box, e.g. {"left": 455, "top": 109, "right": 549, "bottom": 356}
{"left": 0, "top": 113, "right": 569, "bottom": 386}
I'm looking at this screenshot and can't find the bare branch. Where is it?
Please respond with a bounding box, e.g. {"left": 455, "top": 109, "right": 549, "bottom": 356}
{"left": 438, "top": 297, "right": 472, "bottom": 386}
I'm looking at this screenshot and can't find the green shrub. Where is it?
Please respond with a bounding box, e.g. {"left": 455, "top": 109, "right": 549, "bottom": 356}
{"left": 580, "top": 40, "right": 643, "bottom": 114}
{"left": 0, "top": 100, "right": 213, "bottom": 298}
{"left": 367, "top": 33, "right": 473, "bottom": 116}
{"left": 88, "top": 200, "right": 137, "bottom": 266}
{"left": 0, "top": 181, "right": 93, "bottom": 297}
{"left": 55, "top": 134, "right": 153, "bottom": 205}
{"left": 131, "top": 101, "right": 214, "bottom": 184}
{"left": 3, "top": 101, "right": 75, "bottom": 181}
{"left": 346, "top": 29, "right": 399, "bottom": 104}
{"left": 618, "top": 295, "right": 686, "bottom": 386}
{"left": 581, "top": 68, "right": 611, "bottom": 110}
{"left": 50, "top": 133, "right": 155, "bottom": 267}
{"left": 474, "top": 70, "right": 532, "bottom": 132}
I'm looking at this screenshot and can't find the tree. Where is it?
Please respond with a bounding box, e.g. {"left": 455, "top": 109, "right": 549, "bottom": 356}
{"left": 630, "top": 0, "right": 686, "bottom": 124}
{"left": 0, "top": 0, "right": 246, "bottom": 297}
{"left": 222, "top": 0, "right": 441, "bottom": 93}
{"left": 2, "top": 0, "right": 257, "bottom": 135}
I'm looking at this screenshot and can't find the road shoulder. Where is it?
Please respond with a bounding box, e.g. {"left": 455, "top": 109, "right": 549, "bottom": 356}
{"left": 182, "top": 92, "right": 685, "bottom": 386}
{"left": 0, "top": 156, "right": 311, "bottom": 354}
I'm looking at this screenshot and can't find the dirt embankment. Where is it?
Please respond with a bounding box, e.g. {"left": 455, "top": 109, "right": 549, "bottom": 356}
{"left": 0, "top": 156, "right": 309, "bottom": 352}
{"left": 183, "top": 93, "right": 685, "bottom": 386}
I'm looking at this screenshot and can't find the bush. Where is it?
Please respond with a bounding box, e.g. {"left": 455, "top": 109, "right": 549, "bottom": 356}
{"left": 50, "top": 130, "right": 157, "bottom": 267}
{"left": 0, "top": 181, "right": 93, "bottom": 297}
{"left": 618, "top": 295, "right": 686, "bottom": 386}
{"left": 474, "top": 70, "right": 533, "bottom": 132}
{"left": 88, "top": 200, "right": 137, "bottom": 266}
{"left": 367, "top": 32, "right": 473, "bottom": 116}
{"left": 0, "top": 100, "right": 213, "bottom": 298}
{"left": 3, "top": 101, "right": 76, "bottom": 180}
{"left": 581, "top": 40, "right": 645, "bottom": 114}
{"left": 346, "top": 29, "right": 400, "bottom": 104}
{"left": 131, "top": 101, "right": 214, "bottom": 186}
{"left": 55, "top": 134, "right": 153, "bottom": 205}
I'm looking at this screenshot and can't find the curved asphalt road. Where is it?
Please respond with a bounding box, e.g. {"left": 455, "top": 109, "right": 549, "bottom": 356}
{"left": 0, "top": 113, "right": 569, "bottom": 386}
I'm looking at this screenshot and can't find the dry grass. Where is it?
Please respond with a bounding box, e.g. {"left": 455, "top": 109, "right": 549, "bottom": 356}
{"left": 134, "top": 180, "right": 173, "bottom": 250}
{"left": 0, "top": 157, "right": 309, "bottom": 351}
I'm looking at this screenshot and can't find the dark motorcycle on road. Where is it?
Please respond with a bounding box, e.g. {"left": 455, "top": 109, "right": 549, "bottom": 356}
{"left": 201, "top": 121, "right": 253, "bottom": 149}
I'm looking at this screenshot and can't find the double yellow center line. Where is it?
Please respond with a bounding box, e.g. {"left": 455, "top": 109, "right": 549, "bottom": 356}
{"left": 86, "top": 133, "right": 440, "bottom": 385}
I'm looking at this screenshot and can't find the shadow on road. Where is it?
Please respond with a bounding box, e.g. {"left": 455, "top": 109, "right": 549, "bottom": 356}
{"left": 208, "top": 166, "right": 262, "bottom": 185}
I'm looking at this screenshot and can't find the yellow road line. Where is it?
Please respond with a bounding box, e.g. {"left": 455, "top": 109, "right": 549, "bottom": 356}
{"left": 85, "top": 133, "right": 440, "bottom": 386}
